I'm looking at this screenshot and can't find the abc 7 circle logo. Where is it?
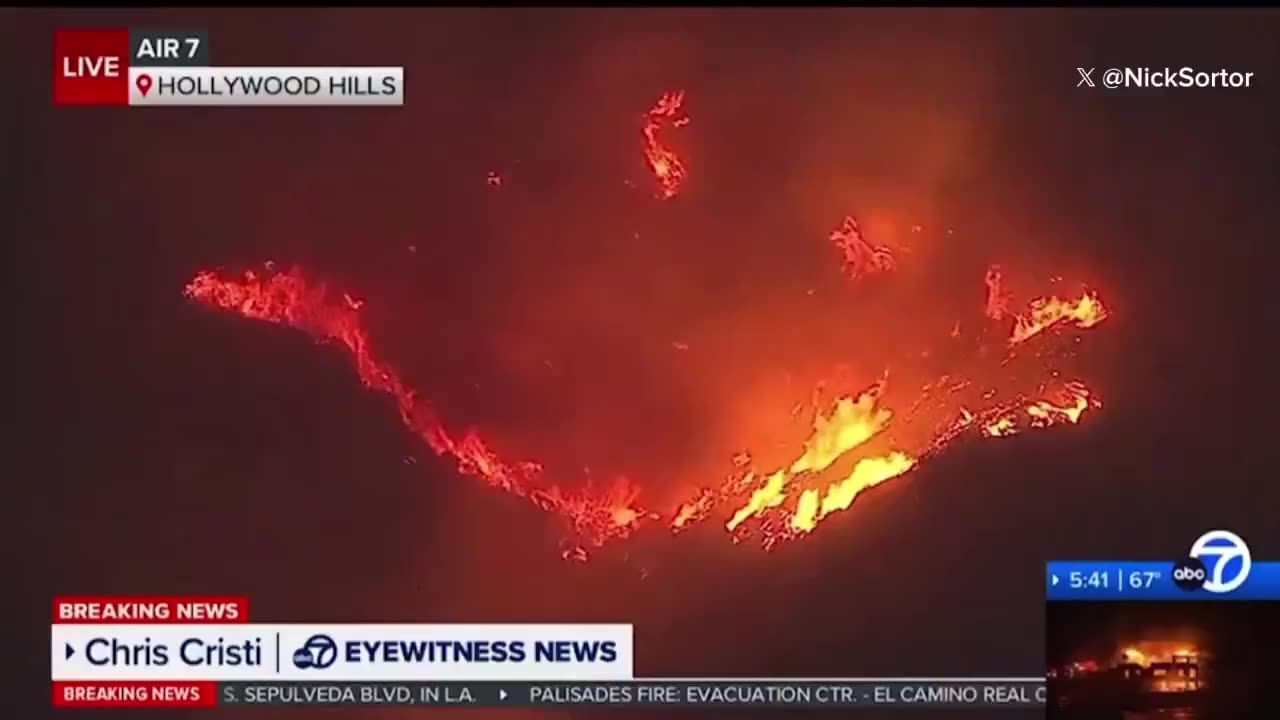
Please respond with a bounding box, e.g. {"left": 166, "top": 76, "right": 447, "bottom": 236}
{"left": 292, "top": 634, "right": 338, "bottom": 669}
{"left": 1172, "top": 557, "right": 1208, "bottom": 590}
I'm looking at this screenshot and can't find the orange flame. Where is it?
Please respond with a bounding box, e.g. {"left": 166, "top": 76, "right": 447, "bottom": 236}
{"left": 985, "top": 265, "right": 1011, "bottom": 320}
{"left": 1119, "top": 643, "right": 1200, "bottom": 667}
{"left": 642, "top": 91, "right": 689, "bottom": 199}
{"left": 1009, "top": 290, "right": 1109, "bottom": 345}
{"left": 832, "top": 216, "right": 894, "bottom": 280}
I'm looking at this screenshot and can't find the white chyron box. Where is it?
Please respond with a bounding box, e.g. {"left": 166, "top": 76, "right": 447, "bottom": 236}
{"left": 52, "top": 623, "right": 634, "bottom": 681}
{"left": 127, "top": 67, "right": 404, "bottom": 106}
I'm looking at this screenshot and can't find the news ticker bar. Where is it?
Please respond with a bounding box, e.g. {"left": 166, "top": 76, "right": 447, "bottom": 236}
{"left": 54, "top": 680, "right": 1047, "bottom": 709}
{"left": 1046, "top": 561, "right": 1280, "bottom": 600}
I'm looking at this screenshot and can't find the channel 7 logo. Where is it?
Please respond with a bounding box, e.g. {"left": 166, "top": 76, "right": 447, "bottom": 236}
{"left": 1171, "top": 530, "right": 1252, "bottom": 593}
{"left": 292, "top": 634, "right": 337, "bottom": 670}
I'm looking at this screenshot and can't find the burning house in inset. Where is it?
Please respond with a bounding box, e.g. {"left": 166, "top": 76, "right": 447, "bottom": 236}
{"left": 1113, "top": 645, "right": 1206, "bottom": 694}
{"left": 1048, "top": 641, "right": 1208, "bottom": 712}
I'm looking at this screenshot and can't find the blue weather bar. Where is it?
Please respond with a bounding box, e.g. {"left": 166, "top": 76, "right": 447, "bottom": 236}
{"left": 1047, "top": 561, "right": 1280, "bottom": 601}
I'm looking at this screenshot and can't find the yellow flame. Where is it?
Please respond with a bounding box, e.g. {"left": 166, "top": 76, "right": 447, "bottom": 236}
{"left": 984, "top": 416, "right": 1017, "bottom": 437}
{"left": 726, "top": 388, "right": 893, "bottom": 531}
{"left": 1123, "top": 647, "right": 1148, "bottom": 666}
{"left": 1028, "top": 393, "right": 1091, "bottom": 424}
{"left": 791, "top": 452, "right": 916, "bottom": 532}
{"left": 726, "top": 470, "right": 789, "bottom": 530}
{"left": 789, "top": 392, "right": 893, "bottom": 475}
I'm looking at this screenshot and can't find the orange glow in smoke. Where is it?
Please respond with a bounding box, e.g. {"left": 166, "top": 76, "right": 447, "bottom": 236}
{"left": 642, "top": 91, "right": 689, "bottom": 199}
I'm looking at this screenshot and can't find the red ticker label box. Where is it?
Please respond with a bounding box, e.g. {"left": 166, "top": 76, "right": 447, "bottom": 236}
{"left": 53, "top": 595, "right": 250, "bottom": 623}
{"left": 53, "top": 681, "right": 218, "bottom": 708}
{"left": 54, "top": 29, "right": 130, "bottom": 106}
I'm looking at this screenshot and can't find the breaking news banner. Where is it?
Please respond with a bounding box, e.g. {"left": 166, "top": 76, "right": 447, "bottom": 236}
{"left": 53, "top": 28, "right": 403, "bottom": 107}
{"left": 52, "top": 596, "right": 1043, "bottom": 710}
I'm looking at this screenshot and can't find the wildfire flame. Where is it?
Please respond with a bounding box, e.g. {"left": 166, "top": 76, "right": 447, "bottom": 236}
{"left": 723, "top": 386, "right": 895, "bottom": 532}
{"left": 701, "top": 377, "right": 1101, "bottom": 546}
{"left": 642, "top": 91, "right": 689, "bottom": 199}
{"left": 684, "top": 260, "right": 1108, "bottom": 546}
{"left": 174, "top": 49, "right": 1118, "bottom": 560}
{"left": 832, "top": 216, "right": 894, "bottom": 280}
{"left": 985, "top": 265, "right": 1011, "bottom": 320}
{"left": 1008, "top": 289, "right": 1109, "bottom": 346}
{"left": 976, "top": 382, "right": 1099, "bottom": 439}
{"left": 1119, "top": 643, "right": 1200, "bottom": 668}
{"left": 186, "top": 255, "right": 1110, "bottom": 556}
{"left": 791, "top": 452, "right": 917, "bottom": 533}
{"left": 986, "top": 263, "right": 1108, "bottom": 346}
{"left": 187, "top": 208, "right": 1110, "bottom": 560}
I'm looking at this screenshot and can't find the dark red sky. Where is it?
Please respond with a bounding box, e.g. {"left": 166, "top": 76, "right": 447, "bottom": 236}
{"left": 8, "top": 7, "right": 1280, "bottom": 720}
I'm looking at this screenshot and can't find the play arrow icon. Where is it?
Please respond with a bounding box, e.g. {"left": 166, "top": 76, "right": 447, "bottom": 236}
{"left": 498, "top": 689, "right": 508, "bottom": 701}
{"left": 65, "top": 643, "right": 75, "bottom": 659}
{"left": 1051, "top": 574, "right": 1060, "bottom": 586}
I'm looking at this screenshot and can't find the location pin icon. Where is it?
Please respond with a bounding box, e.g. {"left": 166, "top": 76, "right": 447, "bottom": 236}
{"left": 136, "top": 74, "right": 153, "bottom": 97}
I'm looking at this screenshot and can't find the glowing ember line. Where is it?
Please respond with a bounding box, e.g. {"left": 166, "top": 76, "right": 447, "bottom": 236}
{"left": 977, "top": 383, "right": 1099, "bottom": 439}
{"left": 185, "top": 267, "right": 646, "bottom": 558}
{"left": 670, "top": 454, "right": 757, "bottom": 534}
{"left": 671, "top": 488, "right": 714, "bottom": 530}
{"left": 642, "top": 91, "right": 689, "bottom": 199}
